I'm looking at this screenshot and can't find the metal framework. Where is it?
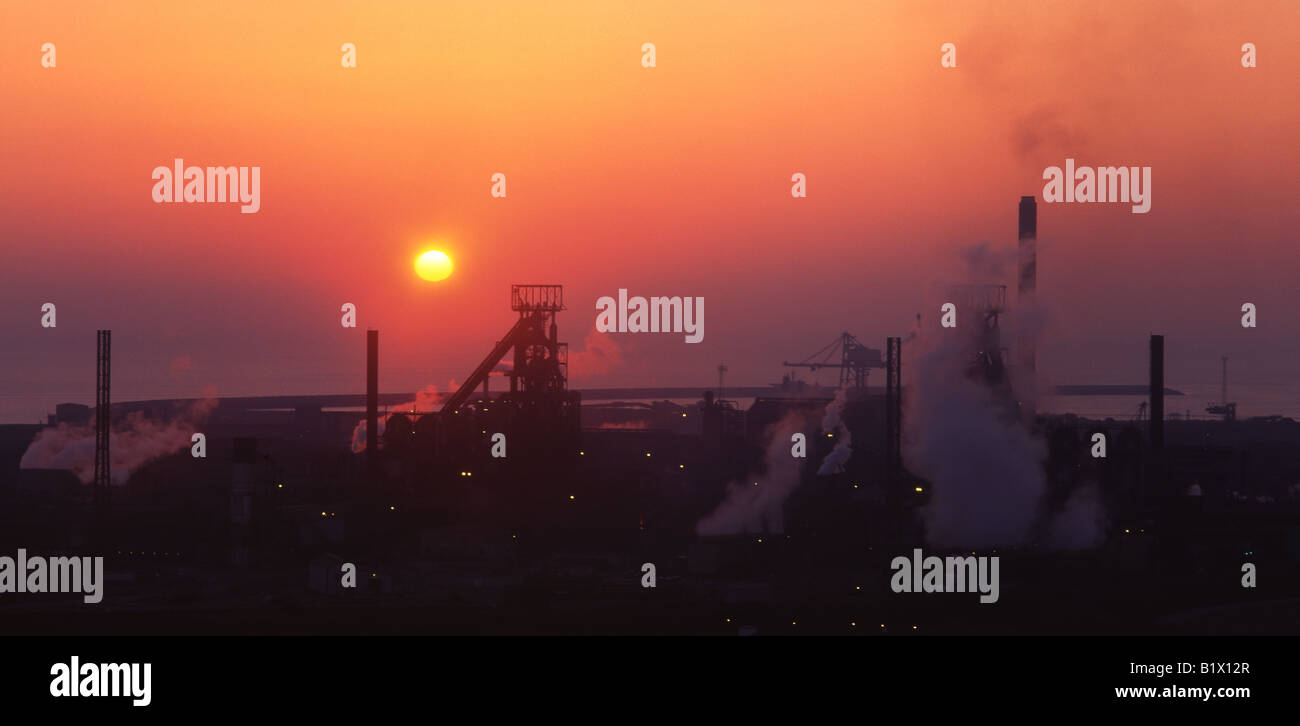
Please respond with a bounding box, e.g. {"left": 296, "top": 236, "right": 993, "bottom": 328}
{"left": 885, "top": 336, "right": 901, "bottom": 479}
{"left": 949, "top": 284, "right": 1006, "bottom": 328}
{"left": 442, "top": 285, "right": 568, "bottom": 414}
{"left": 948, "top": 284, "right": 1008, "bottom": 386}
{"left": 95, "top": 330, "right": 111, "bottom": 508}
{"left": 783, "top": 332, "right": 884, "bottom": 389}
{"left": 1205, "top": 356, "right": 1237, "bottom": 422}
{"left": 511, "top": 284, "right": 564, "bottom": 312}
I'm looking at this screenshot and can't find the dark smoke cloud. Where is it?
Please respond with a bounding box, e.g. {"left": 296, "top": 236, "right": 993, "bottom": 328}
{"left": 1009, "top": 105, "right": 1089, "bottom": 164}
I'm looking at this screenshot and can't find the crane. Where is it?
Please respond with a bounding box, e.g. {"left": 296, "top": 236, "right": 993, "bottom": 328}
{"left": 783, "top": 332, "right": 884, "bottom": 389}
{"left": 1205, "top": 355, "right": 1237, "bottom": 422}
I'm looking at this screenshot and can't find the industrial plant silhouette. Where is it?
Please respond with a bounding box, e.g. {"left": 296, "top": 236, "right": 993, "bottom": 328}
{"left": 2, "top": 199, "right": 1297, "bottom": 636}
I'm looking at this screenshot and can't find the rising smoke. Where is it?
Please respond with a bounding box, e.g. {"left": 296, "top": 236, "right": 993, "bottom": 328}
{"left": 567, "top": 326, "right": 625, "bottom": 380}
{"left": 817, "top": 387, "right": 852, "bottom": 475}
{"left": 904, "top": 323, "right": 1047, "bottom": 548}
{"left": 904, "top": 241, "right": 1105, "bottom": 550}
{"left": 20, "top": 392, "right": 218, "bottom": 486}
{"left": 696, "top": 388, "right": 853, "bottom": 536}
{"left": 1045, "top": 482, "right": 1107, "bottom": 550}
{"left": 349, "top": 384, "right": 440, "bottom": 453}
{"left": 696, "top": 411, "right": 806, "bottom": 536}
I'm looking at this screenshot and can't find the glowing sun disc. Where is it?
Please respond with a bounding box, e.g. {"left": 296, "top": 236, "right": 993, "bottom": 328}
{"left": 416, "top": 249, "right": 453, "bottom": 281}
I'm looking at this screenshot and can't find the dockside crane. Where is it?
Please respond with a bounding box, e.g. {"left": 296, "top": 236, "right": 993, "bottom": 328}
{"left": 783, "top": 332, "right": 884, "bottom": 390}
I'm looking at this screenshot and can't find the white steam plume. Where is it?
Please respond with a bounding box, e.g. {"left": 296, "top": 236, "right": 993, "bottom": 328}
{"left": 20, "top": 391, "right": 219, "bottom": 486}
{"left": 697, "top": 411, "right": 806, "bottom": 536}
{"left": 817, "top": 387, "right": 853, "bottom": 475}
{"left": 904, "top": 240, "right": 1103, "bottom": 550}
{"left": 905, "top": 324, "right": 1047, "bottom": 548}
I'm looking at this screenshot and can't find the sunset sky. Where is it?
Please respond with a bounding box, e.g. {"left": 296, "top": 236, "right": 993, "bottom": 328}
{"left": 2, "top": 0, "right": 1297, "bottom": 422}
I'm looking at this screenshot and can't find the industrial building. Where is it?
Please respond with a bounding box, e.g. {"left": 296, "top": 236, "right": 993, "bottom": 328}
{"left": 2, "top": 199, "right": 1298, "bottom": 635}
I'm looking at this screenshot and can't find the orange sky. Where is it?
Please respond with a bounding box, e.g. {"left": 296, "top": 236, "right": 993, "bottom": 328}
{"left": 1, "top": 0, "right": 1298, "bottom": 421}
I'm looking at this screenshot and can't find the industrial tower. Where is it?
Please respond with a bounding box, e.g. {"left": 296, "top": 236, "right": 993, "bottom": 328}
{"left": 94, "top": 330, "right": 111, "bottom": 509}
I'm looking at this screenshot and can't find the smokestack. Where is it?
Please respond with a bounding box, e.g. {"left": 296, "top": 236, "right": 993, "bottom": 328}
{"left": 366, "top": 330, "right": 378, "bottom": 475}
{"left": 885, "top": 336, "right": 902, "bottom": 487}
{"left": 1018, "top": 196, "right": 1037, "bottom": 419}
{"left": 1149, "top": 334, "right": 1164, "bottom": 450}
{"left": 94, "top": 330, "right": 111, "bottom": 510}
{"left": 1018, "top": 196, "right": 1037, "bottom": 271}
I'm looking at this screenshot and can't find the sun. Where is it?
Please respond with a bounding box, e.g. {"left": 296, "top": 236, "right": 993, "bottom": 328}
{"left": 415, "top": 249, "right": 453, "bottom": 281}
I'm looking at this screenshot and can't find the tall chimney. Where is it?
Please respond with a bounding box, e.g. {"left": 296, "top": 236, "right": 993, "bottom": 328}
{"left": 885, "top": 336, "right": 902, "bottom": 488}
{"left": 1149, "top": 334, "right": 1164, "bottom": 450}
{"left": 366, "top": 329, "right": 378, "bottom": 475}
{"left": 1017, "top": 196, "right": 1037, "bottom": 418}
{"left": 94, "top": 330, "right": 111, "bottom": 511}
{"left": 1018, "top": 196, "right": 1037, "bottom": 286}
